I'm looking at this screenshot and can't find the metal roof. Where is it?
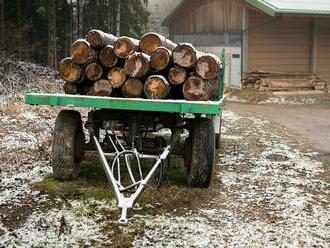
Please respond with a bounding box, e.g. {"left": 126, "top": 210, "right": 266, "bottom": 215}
{"left": 162, "top": 0, "right": 330, "bottom": 26}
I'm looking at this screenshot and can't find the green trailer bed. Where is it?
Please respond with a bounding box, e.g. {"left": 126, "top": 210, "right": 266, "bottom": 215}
{"left": 24, "top": 93, "right": 223, "bottom": 115}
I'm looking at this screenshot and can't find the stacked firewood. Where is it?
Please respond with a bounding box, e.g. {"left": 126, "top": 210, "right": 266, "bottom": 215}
{"left": 242, "top": 71, "right": 328, "bottom": 92}
{"left": 59, "top": 30, "right": 222, "bottom": 101}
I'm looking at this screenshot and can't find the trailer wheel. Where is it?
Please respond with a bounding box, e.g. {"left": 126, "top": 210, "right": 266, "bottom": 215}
{"left": 185, "top": 117, "right": 215, "bottom": 188}
{"left": 52, "top": 110, "right": 85, "bottom": 180}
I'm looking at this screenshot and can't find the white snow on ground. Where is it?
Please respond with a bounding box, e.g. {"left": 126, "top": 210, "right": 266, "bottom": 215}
{"left": 259, "top": 96, "right": 317, "bottom": 105}
{"left": 0, "top": 200, "right": 114, "bottom": 248}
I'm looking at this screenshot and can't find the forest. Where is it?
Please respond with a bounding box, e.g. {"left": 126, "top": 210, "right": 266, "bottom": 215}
{"left": 0, "top": 0, "right": 149, "bottom": 68}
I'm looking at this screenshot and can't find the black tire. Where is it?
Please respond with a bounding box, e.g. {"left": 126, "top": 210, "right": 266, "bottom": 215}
{"left": 215, "top": 117, "right": 222, "bottom": 150}
{"left": 185, "top": 117, "right": 215, "bottom": 188}
{"left": 52, "top": 110, "right": 85, "bottom": 180}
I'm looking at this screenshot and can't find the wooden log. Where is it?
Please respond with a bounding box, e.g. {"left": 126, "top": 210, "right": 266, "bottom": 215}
{"left": 86, "top": 29, "right": 117, "bottom": 48}
{"left": 267, "top": 79, "right": 314, "bottom": 89}
{"left": 196, "top": 54, "right": 221, "bottom": 80}
{"left": 107, "top": 67, "right": 126, "bottom": 88}
{"left": 77, "top": 81, "right": 94, "bottom": 95}
{"left": 168, "top": 66, "right": 187, "bottom": 85}
{"left": 85, "top": 62, "right": 103, "bottom": 81}
{"left": 59, "top": 57, "right": 82, "bottom": 83}
{"left": 140, "top": 32, "right": 176, "bottom": 55}
{"left": 208, "top": 79, "right": 219, "bottom": 101}
{"left": 124, "top": 52, "right": 150, "bottom": 78}
{"left": 183, "top": 75, "right": 210, "bottom": 101}
{"left": 70, "top": 39, "right": 97, "bottom": 64}
{"left": 63, "top": 82, "right": 77, "bottom": 94}
{"left": 172, "top": 43, "right": 199, "bottom": 69}
{"left": 150, "top": 47, "right": 172, "bottom": 72}
{"left": 144, "top": 75, "right": 171, "bottom": 99}
{"left": 121, "top": 78, "right": 144, "bottom": 98}
{"left": 89, "top": 79, "right": 112, "bottom": 96}
{"left": 113, "top": 36, "right": 139, "bottom": 58}
{"left": 99, "top": 45, "right": 118, "bottom": 67}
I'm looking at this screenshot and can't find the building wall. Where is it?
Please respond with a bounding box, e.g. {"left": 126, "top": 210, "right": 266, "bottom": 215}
{"left": 145, "top": 0, "right": 181, "bottom": 37}
{"left": 247, "top": 10, "right": 312, "bottom": 73}
{"left": 317, "top": 19, "right": 330, "bottom": 84}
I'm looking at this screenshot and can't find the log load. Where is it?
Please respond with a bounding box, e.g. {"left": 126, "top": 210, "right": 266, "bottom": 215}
{"left": 183, "top": 75, "right": 210, "bottom": 101}
{"left": 59, "top": 57, "right": 82, "bottom": 83}
{"left": 140, "top": 32, "right": 176, "bottom": 55}
{"left": 144, "top": 75, "right": 171, "bottom": 99}
{"left": 86, "top": 29, "right": 117, "bottom": 48}
{"left": 70, "top": 39, "right": 97, "bottom": 64}
{"left": 172, "top": 43, "right": 199, "bottom": 69}
{"left": 124, "top": 52, "right": 150, "bottom": 78}
{"left": 85, "top": 62, "right": 103, "bottom": 81}
{"left": 99, "top": 45, "right": 118, "bottom": 67}
{"left": 168, "top": 66, "right": 187, "bottom": 85}
{"left": 108, "top": 67, "right": 126, "bottom": 88}
{"left": 196, "top": 54, "right": 222, "bottom": 80}
{"left": 150, "top": 47, "right": 172, "bottom": 72}
{"left": 114, "top": 36, "right": 139, "bottom": 58}
{"left": 121, "top": 78, "right": 144, "bottom": 98}
{"left": 89, "top": 79, "right": 112, "bottom": 96}
{"left": 63, "top": 82, "right": 77, "bottom": 95}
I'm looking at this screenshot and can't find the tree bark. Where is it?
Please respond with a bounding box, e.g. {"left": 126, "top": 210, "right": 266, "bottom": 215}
{"left": 124, "top": 52, "right": 150, "bottom": 78}
{"left": 59, "top": 57, "right": 83, "bottom": 83}
{"left": 0, "top": 0, "right": 5, "bottom": 55}
{"left": 196, "top": 54, "right": 221, "bottom": 80}
{"left": 144, "top": 75, "right": 171, "bottom": 99}
{"left": 47, "top": 0, "right": 57, "bottom": 68}
{"left": 115, "top": 0, "right": 121, "bottom": 36}
{"left": 172, "top": 43, "right": 200, "bottom": 69}
{"left": 63, "top": 82, "right": 77, "bottom": 94}
{"left": 140, "top": 32, "right": 177, "bottom": 55}
{"left": 70, "top": 39, "right": 97, "bottom": 64}
{"left": 168, "top": 66, "right": 187, "bottom": 85}
{"left": 99, "top": 45, "right": 118, "bottom": 67}
{"left": 108, "top": 67, "right": 126, "bottom": 88}
{"left": 183, "top": 75, "right": 210, "bottom": 101}
{"left": 150, "top": 47, "right": 172, "bottom": 72}
{"left": 86, "top": 29, "right": 117, "bottom": 48}
{"left": 114, "top": 36, "right": 139, "bottom": 58}
{"left": 121, "top": 78, "right": 144, "bottom": 98}
{"left": 85, "top": 62, "right": 103, "bottom": 81}
{"left": 90, "top": 79, "right": 112, "bottom": 96}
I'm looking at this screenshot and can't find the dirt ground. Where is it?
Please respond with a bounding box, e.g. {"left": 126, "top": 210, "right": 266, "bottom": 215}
{"left": 0, "top": 97, "right": 329, "bottom": 247}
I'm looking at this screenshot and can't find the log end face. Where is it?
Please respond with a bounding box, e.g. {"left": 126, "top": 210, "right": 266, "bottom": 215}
{"left": 173, "top": 44, "right": 197, "bottom": 68}
{"left": 108, "top": 68, "right": 126, "bottom": 88}
{"left": 59, "top": 57, "right": 82, "bottom": 83}
{"left": 196, "top": 55, "right": 220, "bottom": 80}
{"left": 114, "top": 37, "right": 136, "bottom": 58}
{"left": 121, "top": 79, "right": 144, "bottom": 98}
{"left": 85, "top": 63, "right": 103, "bottom": 81}
{"left": 183, "top": 76, "right": 210, "bottom": 101}
{"left": 168, "top": 67, "right": 187, "bottom": 85}
{"left": 150, "top": 47, "right": 171, "bottom": 72}
{"left": 91, "top": 79, "right": 112, "bottom": 96}
{"left": 140, "top": 33, "right": 162, "bottom": 55}
{"left": 99, "top": 45, "right": 118, "bottom": 67}
{"left": 124, "top": 53, "right": 150, "bottom": 78}
{"left": 86, "top": 29, "right": 102, "bottom": 47}
{"left": 144, "top": 76, "right": 169, "bottom": 99}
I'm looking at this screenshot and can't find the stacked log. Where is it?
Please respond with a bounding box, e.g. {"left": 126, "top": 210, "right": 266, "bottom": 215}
{"left": 58, "top": 29, "right": 223, "bottom": 101}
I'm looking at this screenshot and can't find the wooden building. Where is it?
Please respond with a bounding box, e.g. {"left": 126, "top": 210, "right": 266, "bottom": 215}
{"left": 163, "top": 0, "right": 330, "bottom": 91}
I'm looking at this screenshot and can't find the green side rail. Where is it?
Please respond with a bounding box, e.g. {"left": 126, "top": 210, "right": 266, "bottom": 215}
{"left": 24, "top": 50, "right": 226, "bottom": 115}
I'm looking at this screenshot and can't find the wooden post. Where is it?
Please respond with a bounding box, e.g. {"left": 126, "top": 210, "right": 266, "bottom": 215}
{"left": 59, "top": 57, "right": 83, "bottom": 83}
{"left": 121, "top": 78, "right": 144, "bottom": 98}
{"left": 168, "top": 66, "right": 187, "bottom": 85}
{"left": 114, "top": 36, "right": 139, "bottom": 58}
{"left": 86, "top": 29, "right": 117, "bottom": 48}
{"left": 70, "top": 39, "right": 97, "bottom": 64}
{"left": 99, "top": 45, "right": 118, "bottom": 67}
{"left": 140, "top": 32, "right": 176, "bottom": 55}
{"left": 196, "top": 54, "right": 221, "bottom": 80}
{"left": 85, "top": 62, "right": 103, "bottom": 81}
{"left": 108, "top": 67, "right": 126, "bottom": 88}
{"left": 144, "top": 75, "right": 171, "bottom": 99}
{"left": 150, "top": 47, "right": 172, "bottom": 72}
{"left": 124, "top": 52, "right": 150, "bottom": 78}
{"left": 183, "top": 75, "right": 210, "bottom": 101}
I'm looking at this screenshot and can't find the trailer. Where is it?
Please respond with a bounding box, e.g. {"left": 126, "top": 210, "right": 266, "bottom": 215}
{"left": 24, "top": 51, "right": 225, "bottom": 225}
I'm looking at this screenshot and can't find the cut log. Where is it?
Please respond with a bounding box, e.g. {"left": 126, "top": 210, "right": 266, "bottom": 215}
{"left": 140, "top": 32, "right": 176, "bottom": 55}
{"left": 208, "top": 79, "right": 219, "bottom": 101}
{"left": 267, "top": 79, "right": 315, "bottom": 89}
{"left": 90, "top": 79, "right": 112, "bottom": 96}
{"left": 168, "top": 66, "right": 187, "bottom": 85}
{"left": 144, "top": 75, "right": 171, "bottom": 99}
{"left": 183, "top": 75, "right": 210, "bottom": 101}
{"left": 59, "top": 57, "right": 82, "bottom": 83}
{"left": 150, "top": 47, "right": 172, "bottom": 72}
{"left": 172, "top": 43, "right": 199, "bottom": 69}
{"left": 63, "top": 82, "right": 77, "bottom": 94}
{"left": 99, "top": 45, "right": 118, "bottom": 67}
{"left": 86, "top": 29, "right": 117, "bottom": 48}
{"left": 121, "top": 78, "right": 144, "bottom": 98}
{"left": 124, "top": 52, "right": 150, "bottom": 78}
{"left": 107, "top": 67, "right": 126, "bottom": 88}
{"left": 196, "top": 54, "right": 221, "bottom": 80}
{"left": 113, "top": 36, "right": 139, "bottom": 58}
{"left": 70, "top": 39, "right": 97, "bottom": 64}
{"left": 77, "top": 81, "right": 94, "bottom": 95}
{"left": 85, "top": 63, "right": 103, "bottom": 81}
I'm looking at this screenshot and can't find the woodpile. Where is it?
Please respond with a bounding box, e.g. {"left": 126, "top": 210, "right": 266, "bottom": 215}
{"left": 59, "top": 30, "right": 223, "bottom": 101}
{"left": 242, "top": 71, "right": 328, "bottom": 92}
